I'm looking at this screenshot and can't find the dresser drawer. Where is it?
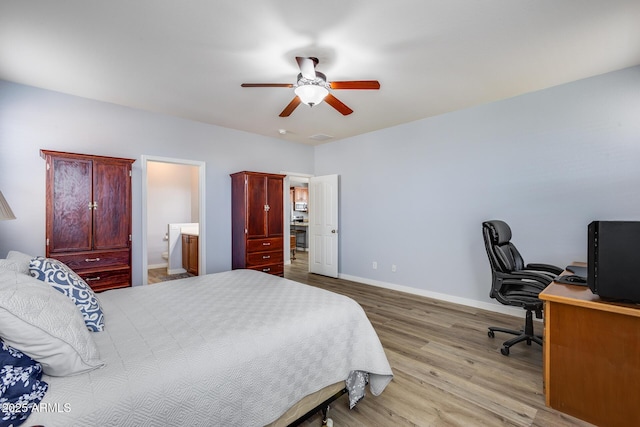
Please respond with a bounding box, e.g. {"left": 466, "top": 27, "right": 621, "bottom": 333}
{"left": 247, "top": 238, "right": 283, "bottom": 253}
{"left": 53, "top": 250, "right": 130, "bottom": 272}
{"left": 248, "top": 263, "right": 284, "bottom": 276}
{"left": 246, "top": 250, "right": 284, "bottom": 266}
{"left": 78, "top": 268, "right": 131, "bottom": 292}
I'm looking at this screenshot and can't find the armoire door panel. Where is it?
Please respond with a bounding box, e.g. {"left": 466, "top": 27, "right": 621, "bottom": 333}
{"left": 49, "top": 157, "right": 93, "bottom": 253}
{"left": 93, "top": 160, "right": 131, "bottom": 250}
{"left": 266, "top": 176, "right": 284, "bottom": 236}
{"left": 246, "top": 174, "right": 267, "bottom": 238}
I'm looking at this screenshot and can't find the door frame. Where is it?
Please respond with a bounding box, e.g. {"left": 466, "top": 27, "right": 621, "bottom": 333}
{"left": 141, "top": 155, "right": 206, "bottom": 285}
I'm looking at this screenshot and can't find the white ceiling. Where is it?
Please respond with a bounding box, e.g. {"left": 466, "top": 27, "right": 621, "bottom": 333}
{"left": 2, "top": 1, "right": 640, "bottom": 145}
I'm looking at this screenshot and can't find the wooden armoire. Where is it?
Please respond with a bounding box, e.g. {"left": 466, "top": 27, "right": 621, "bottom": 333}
{"left": 230, "top": 171, "right": 285, "bottom": 276}
{"left": 41, "top": 150, "right": 135, "bottom": 292}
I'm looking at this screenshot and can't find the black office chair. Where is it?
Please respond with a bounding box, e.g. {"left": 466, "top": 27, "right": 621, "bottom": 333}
{"left": 482, "top": 220, "right": 563, "bottom": 356}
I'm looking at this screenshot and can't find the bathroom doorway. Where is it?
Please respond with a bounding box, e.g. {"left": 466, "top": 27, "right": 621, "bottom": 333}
{"left": 141, "top": 155, "right": 206, "bottom": 285}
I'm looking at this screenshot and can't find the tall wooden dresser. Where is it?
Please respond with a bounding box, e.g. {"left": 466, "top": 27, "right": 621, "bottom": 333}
{"left": 231, "top": 171, "right": 285, "bottom": 276}
{"left": 41, "top": 150, "right": 135, "bottom": 292}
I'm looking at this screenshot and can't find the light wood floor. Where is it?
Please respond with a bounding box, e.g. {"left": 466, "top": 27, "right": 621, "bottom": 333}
{"left": 147, "top": 267, "right": 194, "bottom": 284}
{"left": 285, "top": 253, "right": 593, "bottom": 427}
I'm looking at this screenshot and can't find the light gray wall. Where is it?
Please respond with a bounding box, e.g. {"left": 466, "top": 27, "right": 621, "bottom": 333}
{"left": 0, "top": 80, "right": 315, "bottom": 284}
{"left": 315, "top": 66, "right": 640, "bottom": 307}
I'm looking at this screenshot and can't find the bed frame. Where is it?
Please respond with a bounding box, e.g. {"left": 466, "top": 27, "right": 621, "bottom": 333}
{"left": 267, "top": 382, "right": 347, "bottom": 427}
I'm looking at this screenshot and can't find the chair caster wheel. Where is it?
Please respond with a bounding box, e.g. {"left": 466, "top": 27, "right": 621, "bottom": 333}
{"left": 323, "top": 418, "right": 333, "bottom": 427}
{"left": 488, "top": 330, "right": 495, "bottom": 338}
{"left": 501, "top": 347, "right": 510, "bottom": 356}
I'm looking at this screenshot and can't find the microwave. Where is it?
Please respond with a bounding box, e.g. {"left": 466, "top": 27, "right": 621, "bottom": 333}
{"left": 294, "top": 202, "right": 307, "bottom": 212}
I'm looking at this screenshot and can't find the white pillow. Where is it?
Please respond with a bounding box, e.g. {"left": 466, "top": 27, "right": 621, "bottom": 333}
{"left": 0, "top": 268, "right": 104, "bottom": 376}
{"left": 0, "top": 259, "right": 22, "bottom": 273}
{"left": 1, "top": 251, "right": 34, "bottom": 275}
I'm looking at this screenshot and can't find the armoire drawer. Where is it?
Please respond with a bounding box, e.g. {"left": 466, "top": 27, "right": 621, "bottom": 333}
{"left": 246, "top": 238, "right": 283, "bottom": 253}
{"left": 246, "top": 251, "right": 284, "bottom": 266}
{"left": 53, "top": 250, "right": 130, "bottom": 272}
{"left": 77, "top": 268, "right": 131, "bottom": 292}
{"left": 248, "top": 263, "right": 284, "bottom": 276}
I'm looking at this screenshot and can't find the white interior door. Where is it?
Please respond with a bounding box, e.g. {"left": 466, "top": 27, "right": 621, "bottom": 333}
{"left": 308, "top": 174, "right": 339, "bottom": 277}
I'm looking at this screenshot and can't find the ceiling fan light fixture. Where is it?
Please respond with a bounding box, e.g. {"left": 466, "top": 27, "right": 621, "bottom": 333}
{"left": 295, "top": 84, "right": 329, "bottom": 107}
{"left": 294, "top": 71, "right": 329, "bottom": 107}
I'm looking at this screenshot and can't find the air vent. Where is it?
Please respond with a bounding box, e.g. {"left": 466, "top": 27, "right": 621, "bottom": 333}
{"left": 309, "top": 133, "right": 334, "bottom": 142}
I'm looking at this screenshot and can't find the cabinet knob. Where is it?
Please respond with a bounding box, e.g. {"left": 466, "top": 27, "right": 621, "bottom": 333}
{"left": 85, "top": 258, "right": 101, "bottom": 262}
{"left": 84, "top": 276, "right": 101, "bottom": 281}
{"left": 263, "top": 255, "right": 271, "bottom": 259}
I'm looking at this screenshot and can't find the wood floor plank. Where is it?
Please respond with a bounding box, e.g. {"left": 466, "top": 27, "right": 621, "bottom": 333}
{"left": 285, "top": 252, "right": 593, "bottom": 427}
{"left": 395, "top": 351, "right": 537, "bottom": 426}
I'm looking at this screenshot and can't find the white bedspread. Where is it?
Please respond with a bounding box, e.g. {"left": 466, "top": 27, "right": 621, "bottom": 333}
{"left": 28, "top": 269, "right": 393, "bottom": 426}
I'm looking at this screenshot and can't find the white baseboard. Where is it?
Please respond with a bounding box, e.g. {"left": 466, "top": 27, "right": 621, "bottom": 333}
{"left": 148, "top": 263, "right": 167, "bottom": 270}
{"left": 168, "top": 267, "right": 187, "bottom": 275}
{"left": 338, "top": 273, "right": 526, "bottom": 319}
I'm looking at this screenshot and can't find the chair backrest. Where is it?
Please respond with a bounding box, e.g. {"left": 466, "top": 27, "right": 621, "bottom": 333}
{"left": 482, "top": 220, "right": 525, "bottom": 274}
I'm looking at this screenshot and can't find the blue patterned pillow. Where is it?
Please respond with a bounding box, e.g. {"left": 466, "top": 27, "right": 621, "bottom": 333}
{"left": 0, "top": 339, "right": 48, "bottom": 426}
{"left": 29, "top": 257, "right": 105, "bottom": 332}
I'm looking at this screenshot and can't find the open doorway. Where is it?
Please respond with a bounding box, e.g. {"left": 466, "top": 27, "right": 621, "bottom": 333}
{"left": 141, "top": 156, "right": 206, "bottom": 285}
{"left": 283, "top": 172, "right": 312, "bottom": 272}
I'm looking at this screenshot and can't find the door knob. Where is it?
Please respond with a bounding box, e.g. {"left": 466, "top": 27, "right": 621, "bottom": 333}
{"left": 331, "top": 229, "right": 337, "bottom": 233}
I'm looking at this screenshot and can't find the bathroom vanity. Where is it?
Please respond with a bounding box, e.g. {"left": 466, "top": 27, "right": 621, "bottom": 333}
{"left": 181, "top": 231, "right": 198, "bottom": 275}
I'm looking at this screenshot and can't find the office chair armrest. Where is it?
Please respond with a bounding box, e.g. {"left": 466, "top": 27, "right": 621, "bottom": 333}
{"left": 525, "top": 263, "right": 563, "bottom": 275}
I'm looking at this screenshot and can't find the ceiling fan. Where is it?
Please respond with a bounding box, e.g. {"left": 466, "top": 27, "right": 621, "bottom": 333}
{"left": 241, "top": 57, "right": 380, "bottom": 117}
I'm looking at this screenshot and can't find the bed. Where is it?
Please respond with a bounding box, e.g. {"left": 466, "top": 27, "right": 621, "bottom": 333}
{"left": 0, "top": 260, "right": 393, "bottom": 427}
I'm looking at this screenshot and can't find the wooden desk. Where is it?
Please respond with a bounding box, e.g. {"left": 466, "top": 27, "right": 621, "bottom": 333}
{"left": 539, "top": 276, "right": 640, "bottom": 427}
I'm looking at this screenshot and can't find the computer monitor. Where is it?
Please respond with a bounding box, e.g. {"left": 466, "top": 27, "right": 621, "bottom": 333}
{"left": 588, "top": 221, "right": 640, "bottom": 303}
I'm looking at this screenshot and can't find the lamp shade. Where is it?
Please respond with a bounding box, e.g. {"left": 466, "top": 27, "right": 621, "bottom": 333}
{"left": 0, "top": 191, "right": 16, "bottom": 220}
{"left": 294, "top": 84, "right": 329, "bottom": 107}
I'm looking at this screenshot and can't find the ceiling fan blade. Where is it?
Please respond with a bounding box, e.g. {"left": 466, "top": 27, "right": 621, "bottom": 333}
{"left": 241, "top": 83, "right": 294, "bottom": 88}
{"left": 329, "top": 80, "right": 380, "bottom": 90}
{"left": 295, "top": 57, "right": 317, "bottom": 80}
{"left": 324, "top": 94, "right": 353, "bottom": 116}
{"left": 279, "top": 96, "right": 302, "bottom": 117}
